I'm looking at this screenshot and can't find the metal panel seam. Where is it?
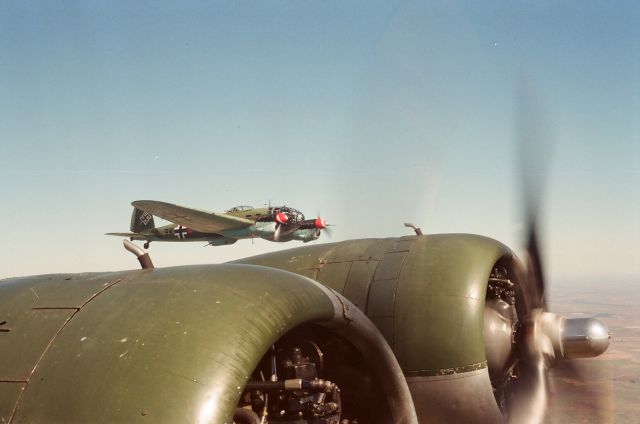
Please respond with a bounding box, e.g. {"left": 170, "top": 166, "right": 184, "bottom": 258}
{"left": 387, "top": 251, "right": 409, "bottom": 347}
{"left": 404, "top": 361, "right": 488, "bottom": 377}
{"left": 8, "top": 277, "right": 126, "bottom": 423}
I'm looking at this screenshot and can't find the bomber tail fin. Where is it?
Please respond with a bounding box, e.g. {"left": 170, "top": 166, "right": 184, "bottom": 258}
{"left": 130, "top": 208, "right": 155, "bottom": 233}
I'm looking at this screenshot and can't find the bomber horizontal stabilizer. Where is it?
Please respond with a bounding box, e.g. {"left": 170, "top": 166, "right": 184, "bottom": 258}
{"left": 105, "top": 232, "right": 147, "bottom": 241}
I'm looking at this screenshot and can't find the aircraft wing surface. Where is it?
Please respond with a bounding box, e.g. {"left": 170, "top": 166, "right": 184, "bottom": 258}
{"left": 132, "top": 200, "right": 253, "bottom": 233}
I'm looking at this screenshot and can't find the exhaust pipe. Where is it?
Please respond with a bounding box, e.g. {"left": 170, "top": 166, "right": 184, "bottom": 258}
{"left": 123, "top": 239, "right": 154, "bottom": 269}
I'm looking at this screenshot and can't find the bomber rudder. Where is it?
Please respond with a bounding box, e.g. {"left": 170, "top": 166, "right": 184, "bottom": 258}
{"left": 130, "top": 208, "right": 155, "bottom": 233}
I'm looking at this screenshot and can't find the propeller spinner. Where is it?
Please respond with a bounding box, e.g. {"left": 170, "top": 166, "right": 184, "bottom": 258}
{"left": 275, "top": 212, "right": 289, "bottom": 225}
{"left": 272, "top": 208, "right": 331, "bottom": 242}
{"left": 314, "top": 216, "right": 332, "bottom": 238}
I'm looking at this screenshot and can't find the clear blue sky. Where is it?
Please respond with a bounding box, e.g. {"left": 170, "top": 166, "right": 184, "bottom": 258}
{"left": 1, "top": 1, "right": 638, "bottom": 285}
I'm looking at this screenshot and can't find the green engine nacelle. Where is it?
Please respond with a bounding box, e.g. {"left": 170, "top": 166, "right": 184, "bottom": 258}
{"left": 0, "top": 264, "right": 415, "bottom": 423}
{"left": 238, "top": 234, "right": 513, "bottom": 372}
{"left": 237, "top": 234, "right": 518, "bottom": 422}
{"left": 1, "top": 233, "right": 521, "bottom": 423}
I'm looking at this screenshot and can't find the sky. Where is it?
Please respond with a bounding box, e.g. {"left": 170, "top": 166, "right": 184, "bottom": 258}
{"left": 1, "top": 1, "right": 638, "bottom": 287}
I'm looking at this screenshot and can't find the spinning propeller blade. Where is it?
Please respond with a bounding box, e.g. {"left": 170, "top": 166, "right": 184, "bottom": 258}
{"left": 273, "top": 212, "right": 289, "bottom": 241}
{"left": 273, "top": 223, "right": 282, "bottom": 242}
{"left": 314, "top": 214, "right": 332, "bottom": 238}
{"left": 507, "top": 80, "right": 610, "bottom": 424}
{"left": 508, "top": 79, "right": 555, "bottom": 423}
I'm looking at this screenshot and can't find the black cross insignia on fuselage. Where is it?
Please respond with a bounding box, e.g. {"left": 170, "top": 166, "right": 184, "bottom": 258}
{"left": 174, "top": 225, "right": 189, "bottom": 240}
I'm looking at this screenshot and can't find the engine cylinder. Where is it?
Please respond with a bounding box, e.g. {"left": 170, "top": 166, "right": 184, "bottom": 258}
{"left": 483, "top": 298, "right": 514, "bottom": 376}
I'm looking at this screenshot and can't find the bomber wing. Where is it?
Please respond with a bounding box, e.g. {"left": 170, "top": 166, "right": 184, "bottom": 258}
{"left": 132, "top": 200, "right": 253, "bottom": 233}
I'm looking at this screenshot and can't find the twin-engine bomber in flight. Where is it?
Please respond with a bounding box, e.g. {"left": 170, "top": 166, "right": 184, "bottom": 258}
{"left": 107, "top": 200, "right": 331, "bottom": 248}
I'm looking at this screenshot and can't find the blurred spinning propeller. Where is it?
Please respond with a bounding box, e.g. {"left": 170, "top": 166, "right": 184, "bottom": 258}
{"left": 506, "top": 80, "right": 610, "bottom": 423}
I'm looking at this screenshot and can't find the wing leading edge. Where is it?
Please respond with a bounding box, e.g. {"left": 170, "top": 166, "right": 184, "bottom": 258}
{"left": 131, "top": 200, "right": 253, "bottom": 234}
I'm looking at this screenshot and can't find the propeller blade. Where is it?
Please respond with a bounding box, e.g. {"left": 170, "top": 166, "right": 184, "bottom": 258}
{"left": 525, "top": 223, "right": 547, "bottom": 310}
{"left": 508, "top": 353, "right": 549, "bottom": 424}
{"left": 274, "top": 223, "right": 282, "bottom": 242}
{"left": 516, "top": 78, "right": 554, "bottom": 311}
{"left": 507, "top": 79, "right": 557, "bottom": 423}
{"left": 312, "top": 215, "right": 333, "bottom": 239}
{"left": 498, "top": 79, "right": 609, "bottom": 424}
{"left": 517, "top": 78, "right": 553, "bottom": 218}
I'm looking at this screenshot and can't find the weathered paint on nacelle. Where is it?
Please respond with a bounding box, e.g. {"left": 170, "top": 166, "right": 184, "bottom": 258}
{"left": 237, "top": 234, "right": 514, "bottom": 373}
{"left": 237, "top": 234, "right": 517, "bottom": 423}
{"left": 0, "top": 266, "right": 333, "bottom": 423}
{"left": 0, "top": 264, "right": 415, "bottom": 423}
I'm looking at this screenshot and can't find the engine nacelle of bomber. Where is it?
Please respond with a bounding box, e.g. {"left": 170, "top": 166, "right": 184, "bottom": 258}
{"left": 0, "top": 264, "right": 415, "bottom": 424}
{"left": 1, "top": 234, "right": 609, "bottom": 423}
{"left": 238, "top": 234, "right": 531, "bottom": 423}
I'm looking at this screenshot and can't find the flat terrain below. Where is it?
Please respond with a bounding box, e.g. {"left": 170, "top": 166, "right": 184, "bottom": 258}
{"left": 546, "top": 281, "right": 640, "bottom": 423}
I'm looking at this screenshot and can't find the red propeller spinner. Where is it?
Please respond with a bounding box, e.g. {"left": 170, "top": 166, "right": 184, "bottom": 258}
{"left": 314, "top": 218, "right": 327, "bottom": 229}
{"left": 275, "top": 212, "right": 289, "bottom": 225}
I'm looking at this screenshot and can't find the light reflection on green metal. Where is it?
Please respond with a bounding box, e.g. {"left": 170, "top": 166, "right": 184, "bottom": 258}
{"left": 6, "top": 265, "right": 336, "bottom": 423}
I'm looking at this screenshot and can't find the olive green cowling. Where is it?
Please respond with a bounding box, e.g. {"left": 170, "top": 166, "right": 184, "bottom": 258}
{"left": 237, "top": 234, "right": 514, "bottom": 375}
{"left": 0, "top": 233, "right": 515, "bottom": 423}
{"left": 0, "top": 265, "right": 337, "bottom": 423}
